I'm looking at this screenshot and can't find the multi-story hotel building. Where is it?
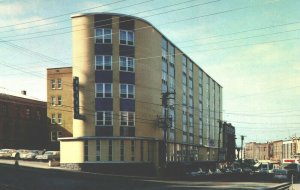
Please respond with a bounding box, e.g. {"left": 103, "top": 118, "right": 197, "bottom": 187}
{"left": 59, "top": 13, "right": 223, "bottom": 174}
{"left": 47, "top": 67, "right": 73, "bottom": 150}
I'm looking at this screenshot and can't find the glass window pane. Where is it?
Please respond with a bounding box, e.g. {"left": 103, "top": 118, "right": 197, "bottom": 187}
{"left": 105, "top": 84, "right": 112, "bottom": 97}
{"left": 104, "top": 56, "right": 111, "bottom": 70}
{"left": 127, "top": 58, "right": 134, "bottom": 71}
{"left": 120, "top": 31, "right": 126, "bottom": 40}
{"left": 104, "top": 29, "right": 111, "bottom": 43}
{"left": 128, "top": 85, "right": 133, "bottom": 94}
{"left": 121, "top": 112, "right": 127, "bottom": 125}
{"left": 96, "top": 56, "right": 103, "bottom": 70}
{"left": 120, "top": 57, "right": 127, "bottom": 71}
{"left": 162, "top": 61, "right": 167, "bottom": 72}
{"left": 127, "top": 31, "right": 134, "bottom": 45}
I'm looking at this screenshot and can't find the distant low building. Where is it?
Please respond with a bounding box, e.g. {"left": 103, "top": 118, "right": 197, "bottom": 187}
{"left": 244, "top": 142, "right": 270, "bottom": 160}
{"left": 0, "top": 89, "right": 47, "bottom": 149}
{"left": 271, "top": 140, "right": 283, "bottom": 162}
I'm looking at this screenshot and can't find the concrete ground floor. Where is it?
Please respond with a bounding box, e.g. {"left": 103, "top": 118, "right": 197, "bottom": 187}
{"left": 59, "top": 136, "right": 221, "bottom": 176}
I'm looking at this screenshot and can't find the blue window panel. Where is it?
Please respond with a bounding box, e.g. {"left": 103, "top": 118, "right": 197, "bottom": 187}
{"left": 120, "top": 99, "right": 135, "bottom": 111}
{"left": 95, "top": 98, "right": 113, "bottom": 111}
{"left": 120, "top": 72, "right": 135, "bottom": 84}
{"left": 95, "top": 70, "right": 113, "bottom": 83}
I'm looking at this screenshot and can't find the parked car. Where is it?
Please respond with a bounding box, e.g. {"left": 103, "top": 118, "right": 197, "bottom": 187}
{"left": 36, "top": 151, "right": 60, "bottom": 161}
{"left": 273, "top": 169, "right": 289, "bottom": 181}
{"left": 11, "top": 149, "right": 29, "bottom": 159}
{"left": 187, "top": 168, "right": 206, "bottom": 177}
{"left": 0, "top": 149, "right": 15, "bottom": 158}
{"left": 21, "top": 150, "right": 42, "bottom": 160}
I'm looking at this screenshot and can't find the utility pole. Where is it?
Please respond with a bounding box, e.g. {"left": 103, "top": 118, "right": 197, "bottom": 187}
{"left": 161, "top": 91, "right": 175, "bottom": 171}
{"left": 240, "top": 135, "right": 245, "bottom": 163}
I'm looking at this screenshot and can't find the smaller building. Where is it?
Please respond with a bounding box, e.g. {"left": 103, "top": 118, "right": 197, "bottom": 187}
{"left": 222, "top": 122, "right": 235, "bottom": 163}
{"left": 244, "top": 142, "right": 270, "bottom": 160}
{"left": 0, "top": 89, "right": 47, "bottom": 149}
{"left": 47, "top": 67, "right": 73, "bottom": 150}
{"left": 271, "top": 140, "right": 283, "bottom": 162}
{"left": 282, "top": 140, "right": 293, "bottom": 159}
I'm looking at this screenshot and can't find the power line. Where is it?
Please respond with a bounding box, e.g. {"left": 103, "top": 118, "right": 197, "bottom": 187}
{"left": 0, "top": 0, "right": 128, "bottom": 29}
{"left": 3, "top": 0, "right": 281, "bottom": 42}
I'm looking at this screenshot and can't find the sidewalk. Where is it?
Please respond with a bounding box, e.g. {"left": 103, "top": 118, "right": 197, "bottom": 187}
{"left": 0, "top": 159, "right": 61, "bottom": 170}
{"left": 290, "top": 184, "right": 300, "bottom": 190}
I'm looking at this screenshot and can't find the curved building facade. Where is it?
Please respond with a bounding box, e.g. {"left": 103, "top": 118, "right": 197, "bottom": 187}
{"left": 60, "top": 13, "right": 223, "bottom": 175}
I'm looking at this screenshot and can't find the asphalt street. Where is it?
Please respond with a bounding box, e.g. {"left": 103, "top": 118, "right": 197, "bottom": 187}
{"left": 0, "top": 160, "right": 291, "bottom": 190}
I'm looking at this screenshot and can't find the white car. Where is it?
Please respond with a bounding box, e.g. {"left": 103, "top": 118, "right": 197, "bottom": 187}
{"left": 21, "top": 150, "right": 42, "bottom": 160}
{"left": 36, "top": 151, "right": 60, "bottom": 161}
{"left": 11, "top": 149, "right": 29, "bottom": 159}
{"left": 0, "top": 149, "right": 15, "bottom": 158}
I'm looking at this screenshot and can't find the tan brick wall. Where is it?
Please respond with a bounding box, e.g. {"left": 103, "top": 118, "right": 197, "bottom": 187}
{"left": 72, "top": 15, "right": 95, "bottom": 137}
{"left": 135, "top": 19, "right": 162, "bottom": 139}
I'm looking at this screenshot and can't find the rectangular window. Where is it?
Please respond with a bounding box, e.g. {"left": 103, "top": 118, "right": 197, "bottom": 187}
{"left": 162, "top": 71, "right": 167, "bottom": 84}
{"left": 182, "top": 74, "right": 187, "bottom": 85}
{"left": 51, "top": 96, "right": 56, "bottom": 106}
{"left": 120, "top": 112, "right": 135, "bottom": 126}
{"left": 57, "top": 79, "right": 62, "bottom": 89}
{"left": 109, "top": 140, "right": 113, "bottom": 161}
{"left": 51, "top": 79, "right": 56, "bottom": 89}
{"left": 36, "top": 110, "right": 41, "bottom": 120}
{"left": 182, "top": 56, "right": 187, "bottom": 74}
{"left": 95, "top": 55, "right": 112, "bottom": 70}
{"left": 96, "top": 111, "right": 113, "bottom": 126}
{"left": 26, "top": 108, "right": 31, "bottom": 119}
{"left": 57, "top": 113, "right": 62, "bottom": 124}
{"left": 168, "top": 44, "right": 175, "bottom": 64}
{"left": 120, "top": 140, "right": 124, "bottom": 161}
{"left": 96, "top": 83, "right": 112, "bottom": 98}
{"left": 131, "top": 140, "right": 135, "bottom": 161}
{"left": 119, "top": 56, "right": 135, "bottom": 72}
{"left": 120, "top": 30, "right": 134, "bottom": 45}
{"left": 57, "top": 131, "right": 62, "bottom": 138}
{"left": 169, "top": 65, "right": 175, "bottom": 77}
{"left": 120, "top": 84, "right": 135, "bottom": 99}
{"left": 95, "top": 28, "right": 112, "bottom": 44}
{"left": 162, "top": 38, "right": 167, "bottom": 50}
{"left": 51, "top": 113, "right": 56, "bottom": 124}
{"left": 57, "top": 96, "right": 62, "bottom": 106}
{"left": 50, "top": 131, "right": 57, "bottom": 142}
{"left": 189, "top": 61, "right": 193, "bottom": 72}
{"left": 84, "top": 140, "right": 88, "bottom": 161}
{"left": 96, "top": 140, "right": 100, "bottom": 161}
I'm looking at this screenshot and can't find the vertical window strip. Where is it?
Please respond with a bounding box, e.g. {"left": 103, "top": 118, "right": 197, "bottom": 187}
{"left": 131, "top": 140, "right": 135, "bottom": 161}
{"left": 84, "top": 140, "right": 88, "bottom": 161}
{"left": 120, "top": 140, "right": 124, "bottom": 161}
{"left": 96, "top": 140, "right": 100, "bottom": 161}
{"left": 109, "top": 140, "right": 113, "bottom": 161}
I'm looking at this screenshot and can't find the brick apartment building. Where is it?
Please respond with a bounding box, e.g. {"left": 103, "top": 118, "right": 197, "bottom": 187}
{"left": 47, "top": 67, "right": 73, "bottom": 150}
{"left": 0, "top": 89, "right": 47, "bottom": 149}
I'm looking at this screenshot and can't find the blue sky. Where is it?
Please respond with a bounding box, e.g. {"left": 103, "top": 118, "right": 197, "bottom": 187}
{"left": 0, "top": 0, "right": 299, "bottom": 145}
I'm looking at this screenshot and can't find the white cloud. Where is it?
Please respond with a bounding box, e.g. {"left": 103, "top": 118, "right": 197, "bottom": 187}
{"left": 0, "top": 2, "right": 25, "bottom": 16}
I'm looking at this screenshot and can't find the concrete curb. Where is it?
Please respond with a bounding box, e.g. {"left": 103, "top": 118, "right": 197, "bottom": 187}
{"left": 267, "top": 182, "right": 290, "bottom": 190}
